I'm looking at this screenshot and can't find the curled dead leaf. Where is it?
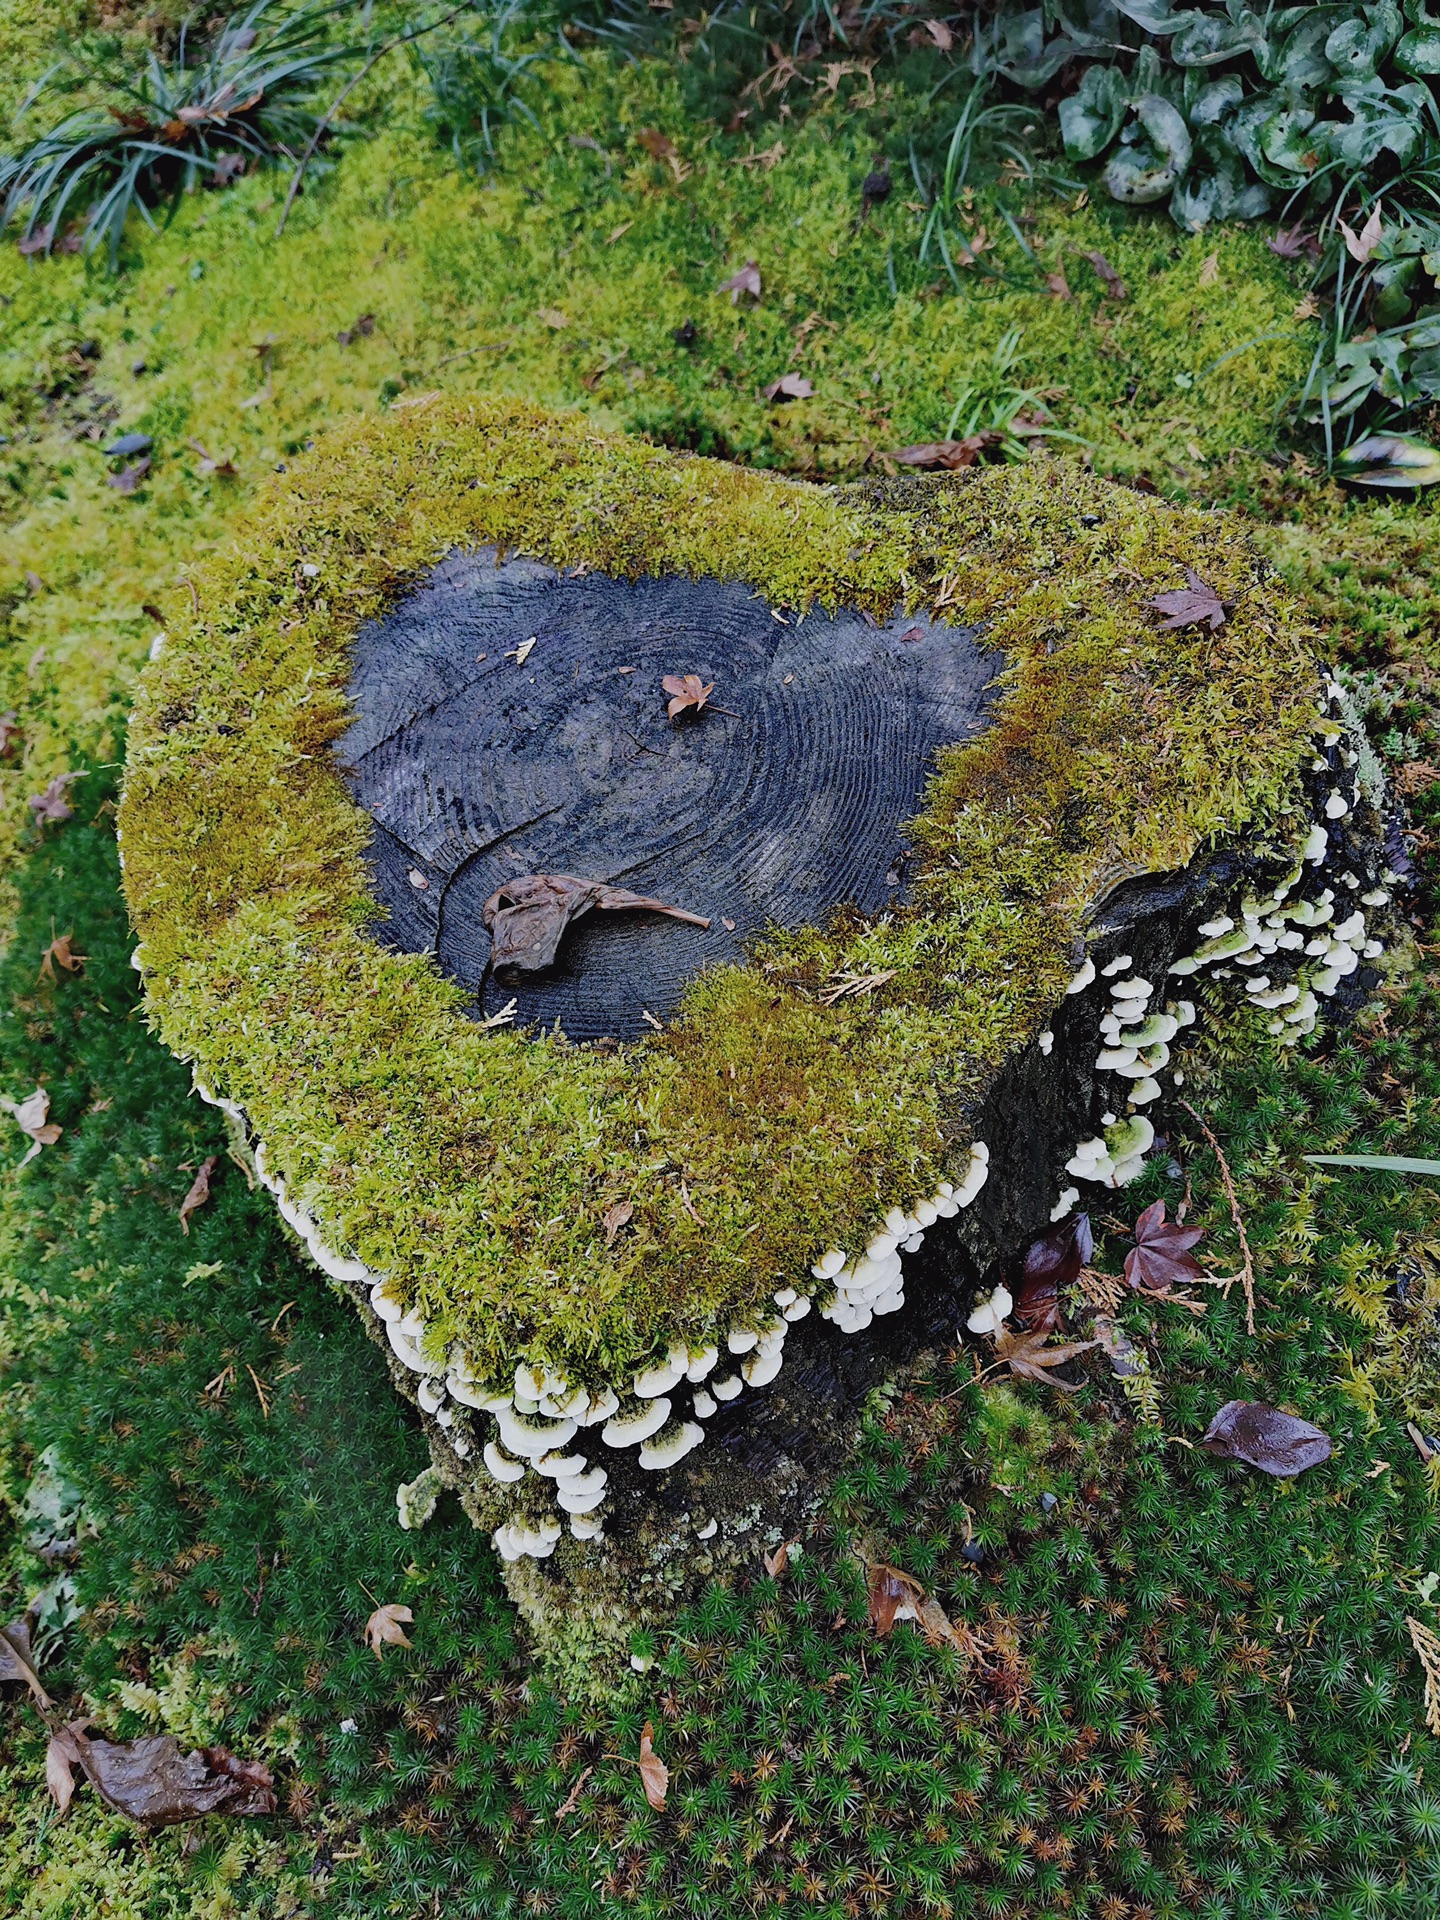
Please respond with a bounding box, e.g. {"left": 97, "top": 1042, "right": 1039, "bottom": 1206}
{"left": 638, "top": 1721, "right": 668, "bottom": 1810}
{"left": 483, "top": 874, "right": 711, "bottom": 973}
{"left": 3, "top": 1086, "right": 62, "bottom": 1166}
{"left": 1200, "top": 1401, "right": 1331, "bottom": 1477}
{"left": 762, "top": 372, "right": 815, "bottom": 402}
{"left": 0, "top": 1613, "right": 52, "bottom": 1708}
{"left": 37, "top": 931, "right": 85, "bottom": 983}
{"left": 364, "top": 1602, "right": 414, "bottom": 1658}
{"left": 992, "top": 1326, "right": 1098, "bottom": 1391}
{"left": 179, "top": 1154, "right": 218, "bottom": 1234}
{"left": 717, "top": 260, "right": 761, "bottom": 304}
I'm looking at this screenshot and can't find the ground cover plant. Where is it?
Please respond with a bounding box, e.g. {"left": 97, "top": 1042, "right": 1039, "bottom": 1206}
{"left": 3, "top": 5, "right": 1440, "bottom": 1916}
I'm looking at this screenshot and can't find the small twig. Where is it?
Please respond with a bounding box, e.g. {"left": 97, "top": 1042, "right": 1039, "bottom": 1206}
{"left": 278, "top": 4, "right": 472, "bottom": 237}
{"left": 1179, "top": 1099, "right": 1256, "bottom": 1335}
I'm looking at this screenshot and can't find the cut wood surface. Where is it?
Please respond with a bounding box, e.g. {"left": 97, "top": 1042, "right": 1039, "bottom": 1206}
{"left": 340, "top": 552, "right": 999, "bottom": 1039}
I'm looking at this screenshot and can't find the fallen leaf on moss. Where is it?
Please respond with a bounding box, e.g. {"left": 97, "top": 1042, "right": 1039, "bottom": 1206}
{"left": 602, "top": 1199, "right": 633, "bottom": 1247}
{"left": 28, "top": 772, "right": 78, "bottom": 824}
{"left": 866, "top": 1560, "right": 922, "bottom": 1635}
{"left": 1084, "top": 249, "right": 1128, "bottom": 298}
{"left": 717, "top": 260, "right": 761, "bottom": 304}
{"left": 762, "top": 373, "right": 814, "bottom": 402}
{"left": 663, "top": 672, "right": 715, "bottom": 718}
{"left": 0, "top": 1613, "right": 51, "bottom": 1707}
{"left": 45, "top": 1723, "right": 275, "bottom": 1826}
{"left": 1044, "top": 263, "right": 1071, "bottom": 299}
{"left": 37, "top": 931, "right": 85, "bottom": 983}
{"left": 1268, "top": 222, "right": 1319, "bottom": 261}
{"left": 1144, "top": 568, "right": 1229, "bottom": 633}
{"left": 3, "top": 1086, "right": 62, "bottom": 1166}
{"left": 0, "top": 711, "right": 19, "bottom": 758}
{"left": 1123, "top": 1200, "right": 1205, "bottom": 1293}
{"left": 1092, "top": 1312, "right": 1145, "bottom": 1377}
{"left": 336, "top": 313, "right": 374, "bottom": 346}
{"left": 993, "top": 1327, "right": 1098, "bottom": 1391}
{"left": 891, "top": 435, "right": 998, "bottom": 470}
{"left": 636, "top": 128, "right": 677, "bottom": 162}
{"left": 554, "top": 1765, "right": 593, "bottom": 1820}
{"left": 1015, "top": 1213, "right": 1093, "bottom": 1332}
{"left": 763, "top": 1539, "right": 797, "bottom": 1578}
{"left": 537, "top": 307, "right": 569, "bottom": 329}
{"left": 1198, "top": 250, "right": 1219, "bottom": 287}
{"left": 484, "top": 874, "right": 711, "bottom": 971}
{"left": 638, "top": 1722, "right": 668, "bottom": 1809}
{"left": 365, "top": 1603, "right": 414, "bottom": 1657}
{"left": 1200, "top": 1400, "right": 1330, "bottom": 1476}
{"left": 107, "top": 458, "right": 152, "bottom": 493}
{"left": 922, "top": 18, "right": 952, "bottom": 49}
{"left": 179, "top": 1155, "right": 218, "bottom": 1234}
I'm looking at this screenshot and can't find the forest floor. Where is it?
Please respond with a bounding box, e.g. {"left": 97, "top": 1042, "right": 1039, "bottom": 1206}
{"left": 3, "top": 20, "right": 1440, "bottom": 1920}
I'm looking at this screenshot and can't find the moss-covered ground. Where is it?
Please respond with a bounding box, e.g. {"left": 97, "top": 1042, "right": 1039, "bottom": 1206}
{"left": 5, "top": 17, "right": 1440, "bottom": 1918}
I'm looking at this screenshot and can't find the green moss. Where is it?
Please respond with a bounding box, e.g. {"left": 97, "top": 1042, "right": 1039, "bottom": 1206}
{"left": 118, "top": 398, "right": 1320, "bottom": 1389}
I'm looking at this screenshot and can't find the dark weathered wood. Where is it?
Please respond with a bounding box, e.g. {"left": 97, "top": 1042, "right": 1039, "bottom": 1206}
{"left": 340, "top": 550, "right": 999, "bottom": 1039}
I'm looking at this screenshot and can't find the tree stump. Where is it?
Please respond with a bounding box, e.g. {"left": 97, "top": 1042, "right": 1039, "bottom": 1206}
{"left": 119, "top": 400, "right": 1401, "bottom": 1681}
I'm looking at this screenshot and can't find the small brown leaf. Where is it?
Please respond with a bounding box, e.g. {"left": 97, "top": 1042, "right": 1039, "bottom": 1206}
{"left": 762, "top": 372, "right": 814, "bottom": 402}
{"left": 1015, "top": 1213, "right": 1093, "bottom": 1333}
{"left": 866, "top": 1560, "right": 924, "bottom": 1635}
{"left": 483, "top": 874, "right": 710, "bottom": 972}
{"left": 636, "top": 128, "right": 677, "bottom": 162}
{"left": 1123, "top": 1200, "right": 1206, "bottom": 1293}
{"left": 763, "top": 1539, "right": 796, "bottom": 1578}
{"left": 890, "top": 434, "right": 999, "bottom": 471}
{"left": 554, "top": 1765, "right": 593, "bottom": 1820}
{"left": 1084, "top": 250, "right": 1128, "bottom": 299}
{"left": 1339, "top": 204, "right": 1384, "bottom": 264}
{"left": 48, "top": 1726, "right": 274, "bottom": 1826}
{"left": 537, "top": 307, "right": 569, "bottom": 330}
{"left": 365, "top": 1602, "right": 414, "bottom": 1658}
{"left": 1200, "top": 1401, "right": 1330, "bottom": 1476}
{"left": 717, "top": 260, "right": 762, "bottom": 304}
{"left": 0, "top": 711, "right": 20, "bottom": 758}
{"left": 1092, "top": 1312, "right": 1145, "bottom": 1377}
{"left": 663, "top": 672, "right": 716, "bottom": 719}
{"left": 923, "top": 18, "right": 953, "bottom": 49}
{"left": 992, "top": 1326, "right": 1098, "bottom": 1391}
{"left": 46, "top": 1724, "right": 86, "bottom": 1815}
{"left": 179, "top": 1154, "right": 218, "bottom": 1234}
{"left": 4, "top": 1086, "right": 62, "bottom": 1166}
{"left": 28, "top": 771, "right": 79, "bottom": 824}
{"left": 38, "top": 931, "right": 86, "bottom": 983}
{"left": 638, "top": 1721, "right": 668, "bottom": 1810}
{"left": 1198, "top": 250, "right": 1220, "bottom": 287}
{"left": 107, "top": 458, "right": 152, "bottom": 493}
{"left": 1144, "top": 567, "right": 1230, "bottom": 633}
{"left": 602, "top": 1199, "right": 633, "bottom": 1248}
{"left": 0, "top": 1614, "right": 52, "bottom": 1708}
{"left": 1044, "top": 265, "right": 1071, "bottom": 299}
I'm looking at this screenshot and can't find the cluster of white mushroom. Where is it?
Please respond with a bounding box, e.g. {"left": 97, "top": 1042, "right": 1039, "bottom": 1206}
{"left": 817, "top": 1144, "right": 989, "bottom": 1334}
{"left": 1051, "top": 689, "right": 1394, "bottom": 1214}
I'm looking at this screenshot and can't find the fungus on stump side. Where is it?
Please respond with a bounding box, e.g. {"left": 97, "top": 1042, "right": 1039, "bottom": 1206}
{"left": 117, "top": 400, "right": 1399, "bottom": 1676}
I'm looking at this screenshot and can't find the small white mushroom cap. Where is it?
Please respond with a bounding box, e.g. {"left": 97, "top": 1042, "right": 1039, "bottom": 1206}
{"left": 573, "top": 1386, "right": 621, "bottom": 1427}
{"left": 1361, "top": 887, "right": 1389, "bottom": 907}
{"left": 1097, "top": 1046, "right": 1140, "bottom": 1072}
{"left": 811, "top": 1248, "right": 848, "bottom": 1280}
{"left": 1324, "top": 792, "right": 1350, "bottom": 820}
{"left": 398, "top": 1306, "right": 425, "bottom": 1339}
{"left": 695, "top": 1517, "right": 718, "bottom": 1540}
{"left": 483, "top": 1442, "right": 526, "bottom": 1485}
{"left": 514, "top": 1363, "right": 547, "bottom": 1402}
{"left": 1198, "top": 915, "right": 1233, "bottom": 937}
{"left": 1303, "top": 823, "right": 1328, "bottom": 863}
{"left": 864, "top": 1232, "right": 900, "bottom": 1260}
{"left": 452, "top": 1434, "right": 472, "bottom": 1459}
{"left": 913, "top": 1199, "right": 939, "bottom": 1228}
{"left": 417, "top": 1377, "right": 445, "bottom": 1414}
{"left": 1128, "top": 1077, "right": 1162, "bottom": 1105}
{"left": 569, "top": 1513, "right": 605, "bottom": 1540}
{"left": 558, "top": 1465, "right": 607, "bottom": 1497}
{"left": 1333, "top": 910, "right": 1365, "bottom": 944}
{"left": 447, "top": 1374, "right": 513, "bottom": 1412}
{"left": 535, "top": 1449, "right": 589, "bottom": 1479}
{"left": 742, "top": 1348, "right": 784, "bottom": 1387}
{"left": 1101, "top": 953, "right": 1134, "bottom": 977}
{"left": 495, "top": 1408, "right": 578, "bottom": 1458}
{"left": 726, "top": 1327, "right": 760, "bottom": 1354}
{"left": 782, "top": 1295, "right": 812, "bottom": 1322}
{"left": 692, "top": 1390, "right": 718, "bottom": 1418}
{"left": 386, "top": 1318, "right": 443, "bottom": 1376}
{"left": 540, "top": 1384, "right": 592, "bottom": 1420}
{"left": 1049, "top": 1186, "right": 1080, "bottom": 1222}
{"left": 966, "top": 1284, "right": 1013, "bottom": 1337}
{"left": 558, "top": 1482, "right": 608, "bottom": 1514}
{"left": 1066, "top": 958, "right": 1096, "bottom": 994}
{"left": 1110, "top": 977, "right": 1152, "bottom": 1001}
{"left": 883, "top": 1206, "right": 909, "bottom": 1237}
{"left": 634, "top": 1353, "right": 686, "bottom": 1398}
{"left": 1038, "top": 1029, "right": 1054, "bottom": 1056}
{"left": 773, "top": 1287, "right": 798, "bottom": 1307}
{"left": 603, "top": 1398, "right": 671, "bottom": 1447}
{"left": 369, "top": 1281, "right": 405, "bottom": 1325}
{"left": 711, "top": 1374, "right": 743, "bottom": 1401}
{"left": 639, "top": 1421, "right": 705, "bottom": 1470}
{"left": 684, "top": 1344, "right": 719, "bottom": 1383}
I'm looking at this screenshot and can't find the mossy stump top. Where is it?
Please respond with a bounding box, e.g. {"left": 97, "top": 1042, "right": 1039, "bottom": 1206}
{"left": 119, "top": 398, "right": 1321, "bottom": 1404}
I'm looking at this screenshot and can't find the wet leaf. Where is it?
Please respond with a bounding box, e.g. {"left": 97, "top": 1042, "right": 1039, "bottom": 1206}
{"left": 602, "top": 1199, "right": 633, "bottom": 1247}
{"left": 1144, "top": 567, "right": 1229, "bottom": 632}
{"left": 3, "top": 1086, "right": 62, "bottom": 1166}
{"left": 1016, "top": 1213, "right": 1094, "bottom": 1332}
{"left": 364, "top": 1602, "right": 413, "bottom": 1657}
{"left": 866, "top": 1560, "right": 924, "bottom": 1636}
{"left": 28, "top": 771, "right": 78, "bottom": 824}
{"left": 37, "top": 931, "right": 85, "bottom": 983}
{"left": 1333, "top": 432, "right": 1440, "bottom": 492}
{"left": 107, "top": 458, "right": 152, "bottom": 493}
{"left": 992, "top": 1327, "right": 1099, "bottom": 1391}
{"left": 484, "top": 874, "right": 711, "bottom": 973}
{"left": 717, "top": 260, "right": 762, "bottom": 304}
{"left": 0, "top": 1613, "right": 51, "bottom": 1707}
{"left": 1200, "top": 1400, "right": 1331, "bottom": 1476}
{"left": 638, "top": 1721, "right": 668, "bottom": 1809}
{"left": 45, "top": 1723, "right": 275, "bottom": 1826}
{"left": 1083, "top": 250, "right": 1128, "bottom": 299}
{"left": 890, "top": 434, "right": 999, "bottom": 470}
{"left": 179, "top": 1155, "right": 218, "bottom": 1234}
{"left": 762, "top": 372, "right": 815, "bottom": 402}
{"left": 1123, "top": 1200, "right": 1205, "bottom": 1293}
{"left": 663, "top": 672, "right": 716, "bottom": 719}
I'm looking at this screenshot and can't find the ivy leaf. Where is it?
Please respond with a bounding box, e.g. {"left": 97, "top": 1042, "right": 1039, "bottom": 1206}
{"left": 1200, "top": 1400, "right": 1331, "bottom": 1476}
{"left": 179, "top": 1155, "right": 218, "bottom": 1234}
{"left": 638, "top": 1721, "right": 669, "bottom": 1810}
{"left": 1015, "top": 1213, "right": 1094, "bottom": 1332}
{"left": 364, "top": 1602, "right": 414, "bottom": 1658}
{"left": 1123, "top": 1200, "right": 1205, "bottom": 1292}
{"left": 1144, "top": 567, "right": 1230, "bottom": 632}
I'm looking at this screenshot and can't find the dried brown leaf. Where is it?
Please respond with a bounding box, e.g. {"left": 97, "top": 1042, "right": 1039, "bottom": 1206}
{"left": 602, "top": 1200, "right": 633, "bottom": 1248}
{"left": 1123, "top": 1200, "right": 1206, "bottom": 1293}
{"left": 890, "top": 434, "right": 998, "bottom": 471}
{"left": 662, "top": 672, "right": 715, "bottom": 718}
{"left": 1144, "top": 567, "right": 1230, "bottom": 633}
{"left": 554, "top": 1765, "right": 593, "bottom": 1820}
{"left": 107, "top": 458, "right": 152, "bottom": 493}
{"left": 4, "top": 1086, "right": 62, "bottom": 1166}
{"left": 364, "top": 1602, "right": 414, "bottom": 1658}
{"left": 179, "top": 1155, "right": 218, "bottom": 1234}
{"left": 0, "top": 711, "right": 20, "bottom": 758}
{"left": 717, "top": 260, "right": 762, "bottom": 304}
{"left": 1339, "top": 204, "right": 1384, "bottom": 264}
{"left": 761, "top": 372, "right": 814, "bottom": 402}
{"left": 866, "top": 1560, "right": 924, "bottom": 1636}
{"left": 28, "top": 772, "right": 78, "bottom": 824}
{"left": 483, "top": 874, "right": 710, "bottom": 972}
{"left": 922, "top": 18, "right": 952, "bottom": 49}
{"left": 1084, "top": 249, "right": 1128, "bottom": 299}
{"left": 37, "top": 931, "right": 85, "bottom": 983}
{"left": 993, "top": 1327, "right": 1098, "bottom": 1392}
{"left": 636, "top": 127, "right": 677, "bottom": 162}
{"left": 46, "top": 1721, "right": 274, "bottom": 1826}
{"left": 0, "top": 1614, "right": 52, "bottom": 1707}
{"left": 46, "top": 1724, "right": 85, "bottom": 1815}
{"left": 638, "top": 1721, "right": 668, "bottom": 1809}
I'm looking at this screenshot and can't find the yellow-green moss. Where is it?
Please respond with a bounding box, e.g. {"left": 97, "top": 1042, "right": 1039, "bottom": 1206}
{"left": 116, "top": 397, "right": 1320, "bottom": 1388}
